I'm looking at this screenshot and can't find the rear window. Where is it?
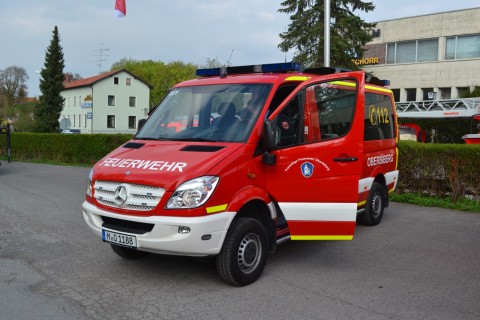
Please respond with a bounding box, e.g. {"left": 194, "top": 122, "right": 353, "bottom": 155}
{"left": 364, "top": 93, "right": 396, "bottom": 141}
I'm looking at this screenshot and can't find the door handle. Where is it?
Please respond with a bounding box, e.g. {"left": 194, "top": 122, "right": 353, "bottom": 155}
{"left": 333, "top": 157, "right": 358, "bottom": 162}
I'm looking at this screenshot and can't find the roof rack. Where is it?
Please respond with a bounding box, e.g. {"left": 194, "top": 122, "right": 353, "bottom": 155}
{"left": 196, "top": 62, "right": 301, "bottom": 77}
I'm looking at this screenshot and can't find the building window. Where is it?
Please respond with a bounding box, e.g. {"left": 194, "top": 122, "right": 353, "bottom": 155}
{"left": 73, "top": 115, "right": 76, "bottom": 127}
{"left": 446, "top": 35, "right": 480, "bottom": 60}
{"left": 440, "top": 88, "right": 451, "bottom": 100}
{"left": 126, "top": 78, "right": 131, "bottom": 86}
{"left": 129, "top": 96, "right": 136, "bottom": 107}
{"left": 387, "top": 39, "right": 438, "bottom": 64}
{"left": 107, "top": 115, "right": 115, "bottom": 128}
{"left": 457, "top": 87, "right": 470, "bottom": 98}
{"left": 74, "top": 96, "right": 76, "bottom": 106}
{"left": 422, "top": 88, "right": 435, "bottom": 100}
{"left": 129, "top": 116, "right": 136, "bottom": 129}
{"left": 391, "top": 89, "right": 400, "bottom": 102}
{"left": 108, "top": 95, "right": 115, "bottom": 106}
{"left": 85, "top": 114, "right": 87, "bottom": 128}
{"left": 417, "top": 39, "right": 438, "bottom": 62}
{"left": 396, "top": 41, "right": 416, "bottom": 63}
{"left": 406, "top": 88, "right": 417, "bottom": 101}
{"left": 114, "top": 77, "right": 119, "bottom": 85}
{"left": 79, "top": 114, "right": 81, "bottom": 127}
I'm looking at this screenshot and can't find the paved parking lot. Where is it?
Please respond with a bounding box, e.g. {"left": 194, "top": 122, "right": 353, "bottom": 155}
{"left": 1, "top": 162, "right": 479, "bottom": 320}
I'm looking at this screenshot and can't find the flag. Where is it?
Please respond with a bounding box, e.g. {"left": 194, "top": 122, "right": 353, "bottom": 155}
{"left": 114, "top": 0, "right": 126, "bottom": 18}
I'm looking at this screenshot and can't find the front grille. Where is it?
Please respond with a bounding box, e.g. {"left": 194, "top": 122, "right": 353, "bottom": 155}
{"left": 94, "top": 180, "right": 165, "bottom": 211}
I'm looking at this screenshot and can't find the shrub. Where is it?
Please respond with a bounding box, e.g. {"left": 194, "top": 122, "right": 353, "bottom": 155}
{"left": 397, "top": 141, "right": 480, "bottom": 201}
{"left": 0, "top": 133, "right": 132, "bottom": 165}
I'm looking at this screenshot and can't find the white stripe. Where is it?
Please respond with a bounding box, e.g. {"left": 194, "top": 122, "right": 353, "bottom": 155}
{"left": 279, "top": 202, "right": 357, "bottom": 222}
{"left": 386, "top": 170, "right": 399, "bottom": 190}
{"left": 358, "top": 177, "right": 374, "bottom": 194}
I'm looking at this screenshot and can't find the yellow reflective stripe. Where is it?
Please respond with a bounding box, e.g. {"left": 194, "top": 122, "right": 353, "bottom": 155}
{"left": 395, "top": 147, "right": 399, "bottom": 170}
{"left": 365, "top": 85, "right": 392, "bottom": 94}
{"left": 291, "top": 235, "right": 354, "bottom": 240}
{"left": 285, "top": 76, "right": 310, "bottom": 81}
{"left": 357, "top": 200, "right": 366, "bottom": 206}
{"left": 206, "top": 204, "right": 228, "bottom": 214}
{"left": 331, "top": 81, "right": 357, "bottom": 88}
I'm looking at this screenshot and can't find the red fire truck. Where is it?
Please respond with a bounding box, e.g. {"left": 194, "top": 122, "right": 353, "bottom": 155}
{"left": 82, "top": 63, "right": 399, "bottom": 286}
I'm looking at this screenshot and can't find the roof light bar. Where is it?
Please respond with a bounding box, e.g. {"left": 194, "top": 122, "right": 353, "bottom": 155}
{"left": 303, "top": 67, "right": 352, "bottom": 75}
{"left": 196, "top": 62, "right": 301, "bottom": 77}
{"left": 366, "top": 74, "right": 390, "bottom": 87}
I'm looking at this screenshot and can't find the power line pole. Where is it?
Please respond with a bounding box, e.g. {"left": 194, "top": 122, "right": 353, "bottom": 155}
{"left": 93, "top": 43, "right": 110, "bottom": 73}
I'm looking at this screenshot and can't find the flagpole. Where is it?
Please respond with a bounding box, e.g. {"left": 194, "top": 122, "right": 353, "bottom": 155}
{"left": 324, "top": 0, "right": 330, "bottom": 67}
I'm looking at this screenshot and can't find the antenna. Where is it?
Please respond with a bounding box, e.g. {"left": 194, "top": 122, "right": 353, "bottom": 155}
{"left": 93, "top": 43, "right": 110, "bottom": 73}
{"left": 226, "top": 49, "right": 234, "bottom": 66}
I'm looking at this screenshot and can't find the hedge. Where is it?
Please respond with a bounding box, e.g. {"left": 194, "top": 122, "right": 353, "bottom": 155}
{"left": 0, "top": 133, "right": 132, "bottom": 165}
{"left": 1, "top": 134, "right": 479, "bottom": 201}
{"left": 397, "top": 141, "right": 480, "bottom": 201}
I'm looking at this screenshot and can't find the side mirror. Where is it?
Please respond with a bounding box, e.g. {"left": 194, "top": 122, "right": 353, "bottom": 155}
{"left": 138, "top": 119, "right": 147, "bottom": 131}
{"left": 262, "top": 119, "right": 277, "bottom": 165}
{"left": 263, "top": 119, "right": 276, "bottom": 151}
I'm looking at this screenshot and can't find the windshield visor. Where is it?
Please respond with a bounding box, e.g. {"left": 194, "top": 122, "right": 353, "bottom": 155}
{"left": 136, "top": 84, "right": 272, "bottom": 142}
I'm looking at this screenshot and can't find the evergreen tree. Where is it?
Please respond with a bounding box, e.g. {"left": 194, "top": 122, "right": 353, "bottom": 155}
{"left": 279, "top": 0, "right": 376, "bottom": 69}
{"left": 34, "top": 26, "right": 65, "bottom": 132}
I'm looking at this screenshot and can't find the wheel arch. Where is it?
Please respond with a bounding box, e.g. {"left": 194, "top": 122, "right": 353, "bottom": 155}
{"left": 227, "top": 186, "right": 277, "bottom": 254}
{"left": 373, "top": 173, "right": 389, "bottom": 207}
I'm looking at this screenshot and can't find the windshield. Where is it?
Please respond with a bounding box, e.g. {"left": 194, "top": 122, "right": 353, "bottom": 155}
{"left": 136, "top": 84, "right": 272, "bottom": 142}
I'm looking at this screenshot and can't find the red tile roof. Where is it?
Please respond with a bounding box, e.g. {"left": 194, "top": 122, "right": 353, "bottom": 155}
{"left": 63, "top": 70, "right": 118, "bottom": 89}
{"left": 63, "top": 69, "right": 152, "bottom": 90}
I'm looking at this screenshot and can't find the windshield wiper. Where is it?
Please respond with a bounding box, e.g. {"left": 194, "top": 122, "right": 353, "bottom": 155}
{"left": 171, "top": 138, "right": 219, "bottom": 142}
{"left": 135, "top": 136, "right": 169, "bottom": 141}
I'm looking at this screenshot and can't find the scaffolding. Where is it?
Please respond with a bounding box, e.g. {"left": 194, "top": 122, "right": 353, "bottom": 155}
{"left": 396, "top": 98, "right": 480, "bottom": 118}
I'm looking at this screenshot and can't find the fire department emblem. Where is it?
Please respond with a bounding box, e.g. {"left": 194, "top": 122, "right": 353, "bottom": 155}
{"left": 301, "top": 162, "right": 314, "bottom": 178}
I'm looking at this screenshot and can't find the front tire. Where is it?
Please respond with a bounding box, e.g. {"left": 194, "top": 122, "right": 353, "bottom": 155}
{"left": 110, "top": 244, "right": 148, "bottom": 259}
{"left": 216, "top": 217, "right": 268, "bottom": 286}
{"left": 358, "top": 182, "right": 386, "bottom": 226}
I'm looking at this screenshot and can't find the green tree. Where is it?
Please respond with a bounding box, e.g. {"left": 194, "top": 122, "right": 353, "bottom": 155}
{"left": 201, "top": 57, "right": 227, "bottom": 68}
{"left": 0, "top": 65, "right": 29, "bottom": 120}
{"left": 278, "top": 0, "right": 376, "bottom": 69}
{"left": 13, "top": 99, "right": 36, "bottom": 132}
{"left": 34, "top": 26, "right": 65, "bottom": 132}
{"left": 110, "top": 59, "right": 197, "bottom": 107}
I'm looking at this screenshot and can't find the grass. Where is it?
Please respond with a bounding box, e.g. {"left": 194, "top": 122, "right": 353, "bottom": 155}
{"left": 391, "top": 193, "right": 480, "bottom": 213}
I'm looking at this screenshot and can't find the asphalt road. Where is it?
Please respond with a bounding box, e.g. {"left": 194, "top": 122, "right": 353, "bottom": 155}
{"left": 0, "top": 162, "right": 479, "bottom": 320}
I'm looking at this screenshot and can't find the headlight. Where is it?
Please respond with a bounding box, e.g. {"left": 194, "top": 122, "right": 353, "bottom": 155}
{"left": 86, "top": 168, "right": 94, "bottom": 197}
{"left": 166, "top": 176, "right": 219, "bottom": 209}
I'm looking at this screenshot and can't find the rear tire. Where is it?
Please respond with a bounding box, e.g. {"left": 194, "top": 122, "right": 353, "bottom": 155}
{"left": 110, "top": 244, "right": 148, "bottom": 259}
{"left": 358, "top": 182, "right": 385, "bottom": 226}
{"left": 216, "top": 217, "right": 268, "bottom": 286}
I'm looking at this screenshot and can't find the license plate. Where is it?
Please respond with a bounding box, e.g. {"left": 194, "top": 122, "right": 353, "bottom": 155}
{"left": 102, "top": 229, "right": 137, "bottom": 248}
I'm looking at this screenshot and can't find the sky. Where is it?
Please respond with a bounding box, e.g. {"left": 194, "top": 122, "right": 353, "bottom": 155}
{"left": 1, "top": 0, "right": 479, "bottom": 97}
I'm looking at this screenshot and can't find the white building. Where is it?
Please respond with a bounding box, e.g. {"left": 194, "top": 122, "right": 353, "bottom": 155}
{"left": 359, "top": 7, "right": 480, "bottom": 103}
{"left": 60, "top": 69, "right": 151, "bottom": 134}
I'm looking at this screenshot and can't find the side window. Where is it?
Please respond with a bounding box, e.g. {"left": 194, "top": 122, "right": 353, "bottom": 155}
{"left": 275, "top": 95, "right": 301, "bottom": 147}
{"left": 364, "top": 93, "right": 395, "bottom": 141}
{"left": 307, "top": 80, "right": 356, "bottom": 142}
{"left": 273, "top": 79, "right": 357, "bottom": 148}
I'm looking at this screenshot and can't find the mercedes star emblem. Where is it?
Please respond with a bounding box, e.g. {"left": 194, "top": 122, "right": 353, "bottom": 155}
{"left": 113, "top": 185, "right": 128, "bottom": 207}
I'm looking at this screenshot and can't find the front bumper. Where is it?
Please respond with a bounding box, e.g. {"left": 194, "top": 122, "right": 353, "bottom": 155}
{"left": 82, "top": 201, "right": 235, "bottom": 256}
